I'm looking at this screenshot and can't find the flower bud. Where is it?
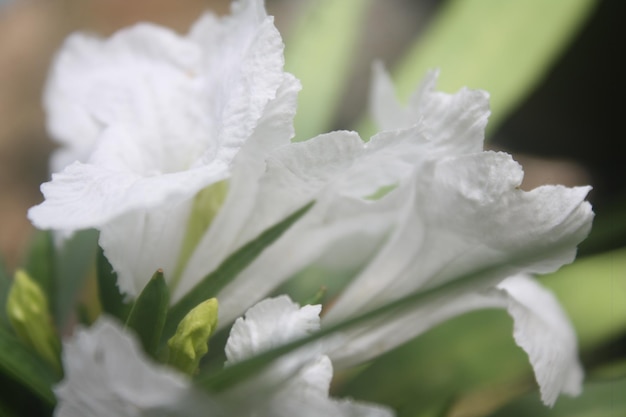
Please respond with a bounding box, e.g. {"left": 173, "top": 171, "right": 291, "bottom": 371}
{"left": 167, "top": 298, "right": 219, "bottom": 375}
{"left": 7, "top": 269, "right": 61, "bottom": 371}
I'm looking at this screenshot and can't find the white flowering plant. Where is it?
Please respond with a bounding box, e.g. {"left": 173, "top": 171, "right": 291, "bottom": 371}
{"left": 1, "top": 1, "right": 622, "bottom": 416}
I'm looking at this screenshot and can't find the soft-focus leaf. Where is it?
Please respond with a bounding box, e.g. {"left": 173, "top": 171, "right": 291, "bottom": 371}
{"left": 22, "top": 231, "right": 55, "bottom": 301}
{"left": 487, "top": 376, "right": 626, "bottom": 417}
{"left": 361, "top": 0, "right": 596, "bottom": 138}
{"left": 125, "top": 270, "right": 169, "bottom": 358}
{"left": 339, "top": 309, "right": 531, "bottom": 417}
{"left": 0, "top": 258, "right": 10, "bottom": 330}
{"left": 53, "top": 229, "right": 99, "bottom": 328}
{"left": 0, "top": 327, "right": 57, "bottom": 407}
{"left": 164, "top": 202, "right": 314, "bottom": 340}
{"left": 96, "top": 247, "right": 131, "bottom": 322}
{"left": 542, "top": 247, "right": 626, "bottom": 350}
{"left": 285, "top": 0, "right": 372, "bottom": 141}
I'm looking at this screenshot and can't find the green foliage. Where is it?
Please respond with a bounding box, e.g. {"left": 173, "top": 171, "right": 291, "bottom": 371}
{"left": 164, "top": 201, "right": 314, "bottom": 340}
{"left": 0, "top": 327, "right": 58, "bottom": 408}
{"left": 542, "top": 247, "right": 626, "bottom": 350}
{"left": 22, "top": 231, "right": 55, "bottom": 302}
{"left": 125, "top": 270, "right": 169, "bottom": 358}
{"left": 488, "top": 377, "right": 626, "bottom": 417}
{"left": 52, "top": 229, "right": 99, "bottom": 329}
{"left": 285, "top": 0, "right": 372, "bottom": 142}
{"left": 339, "top": 310, "right": 531, "bottom": 417}
{"left": 6, "top": 271, "right": 61, "bottom": 372}
{"left": 0, "top": 258, "right": 10, "bottom": 330}
{"left": 96, "top": 247, "right": 131, "bottom": 322}
{"left": 360, "top": 0, "right": 596, "bottom": 138}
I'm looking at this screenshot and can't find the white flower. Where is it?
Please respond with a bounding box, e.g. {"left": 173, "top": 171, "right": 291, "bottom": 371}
{"left": 54, "top": 317, "right": 218, "bottom": 417}
{"left": 54, "top": 297, "right": 392, "bottom": 417}
{"left": 204, "top": 65, "right": 592, "bottom": 405}
{"left": 221, "top": 296, "right": 394, "bottom": 417}
{"left": 28, "top": 0, "right": 300, "bottom": 298}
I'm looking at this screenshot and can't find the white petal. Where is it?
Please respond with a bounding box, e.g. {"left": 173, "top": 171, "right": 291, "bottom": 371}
{"left": 370, "top": 64, "right": 488, "bottom": 155}
{"left": 326, "top": 151, "right": 593, "bottom": 322}
{"left": 98, "top": 198, "right": 193, "bottom": 297}
{"left": 44, "top": 24, "right": 202, "bottom": 173}
{"left": 54, "top": 317, "right": 216, "bottom": 417}
{"left": 225, "top": 295, "right": 321, "bottom": 365}
{"left": 176, "top": 74, "right": 301, "bottom": 299}
{"left": 328, "top": 275, "right": 582, "bottom": 406}
{"left": 222, "top": 297, "right": 393, "bottom": 416}
{"left": 497, "top": 275, "right": 583, "bottom": 406}
{"left": 28, "top": 150, "right": 226, "bottom": 233}
{"left": 265, "top": 356, "right": 394, "bottom": 417}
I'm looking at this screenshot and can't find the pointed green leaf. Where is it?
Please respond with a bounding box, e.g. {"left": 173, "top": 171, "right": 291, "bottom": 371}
{"left": 164, "top": 201, "right": 314, "bottom": 340}
{"left": 125, "top": 270, "right": 169, "bottom": 358}
{"left": 285, "top": 0, "right": 373, "bottom": 142}
{"left": 96, "top": 247, "right": 131, "bottom": 322}
{"left": 0, "top": 327, "right": 58, "bottom": 407}
{"left": 360, "top": 0, "right": 596, "bottom": 138}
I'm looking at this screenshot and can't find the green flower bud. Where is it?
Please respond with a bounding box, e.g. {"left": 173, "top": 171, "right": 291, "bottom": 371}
{"left": 6, "top": 269, "right": 61, "bottom": 372}
{"left": 167, "top": 298, "right": 219, "bottom": 375}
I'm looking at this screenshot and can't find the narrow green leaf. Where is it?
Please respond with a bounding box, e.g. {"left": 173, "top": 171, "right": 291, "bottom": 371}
{"left": 96, "top": 247, "right": 131, "bottom": 322}
{"left": 125, "top": 270, "right": 169, "bottom": 358}
{"left": 0, "top": 327, "right": 58, "bottom": 407}
{"left": 285, "top": 0, "right": 372, "bottom": 142}
{"left": 54, "top": 229, "right": 99, "bottom": 329}
{"left": 22, "top": 231, "right": 55, "bottom": 302}
{"left": 487, "top": 376, "right": 626, "bottom": 417}
{"left": 360, "top": 0, "right": 596, "bottom": 138}
{"left": 164, "top": 201, "right": 315, "bottom": 340}
{"left": 196, "top": 259, "right": 526, "bottom": 392}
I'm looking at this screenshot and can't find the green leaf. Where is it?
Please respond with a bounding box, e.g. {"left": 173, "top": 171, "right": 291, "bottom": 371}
{"left": 360, "top": 0, "right": 596, "bottom": 138}
{"left": 0, "top": 327, "right": 58, "bottom": 407}
{"left": 125, "top": 270, "right": 169, "bottom": 358}
{"left": 487, "top": 376, "right": 626, "bottom": 417}
{"left": 0, "top": 258, "right": 10, "bottom": 330}
{"left": 22, "top": 231, "right": 55, "bottom": 302}
{"left": 96, "top": 247, "right": 131, "bottom": 322}
{"left": 541, "top": 247, "right": 626, "bottom": 350}
{"left": 340, "top": 310, "right": 532, "bottom": 417}
{"left": 164, "top": 201, "right": 314, "bottom": 340}
{"left": 285, "top": 0, "right": 373, "bottom": 142}
{"left": 53, "top": 229, "right": 99, "bottom": 329}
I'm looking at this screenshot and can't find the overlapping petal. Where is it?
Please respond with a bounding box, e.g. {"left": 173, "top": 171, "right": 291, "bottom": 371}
{"left": 29, "top": 0, "right": 298, "bottom": 296}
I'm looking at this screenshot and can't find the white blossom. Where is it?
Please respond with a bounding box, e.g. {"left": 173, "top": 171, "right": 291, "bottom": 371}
{"left": 28, "top": 0, "right": 300, "bottom": 299}
{"left": 54, "top": 298, "right": 392, "bottom": 417}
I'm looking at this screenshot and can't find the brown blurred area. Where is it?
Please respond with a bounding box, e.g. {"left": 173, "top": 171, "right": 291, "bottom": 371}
{"left": 0, "top": 0, "right": 597, "bottom": 270}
